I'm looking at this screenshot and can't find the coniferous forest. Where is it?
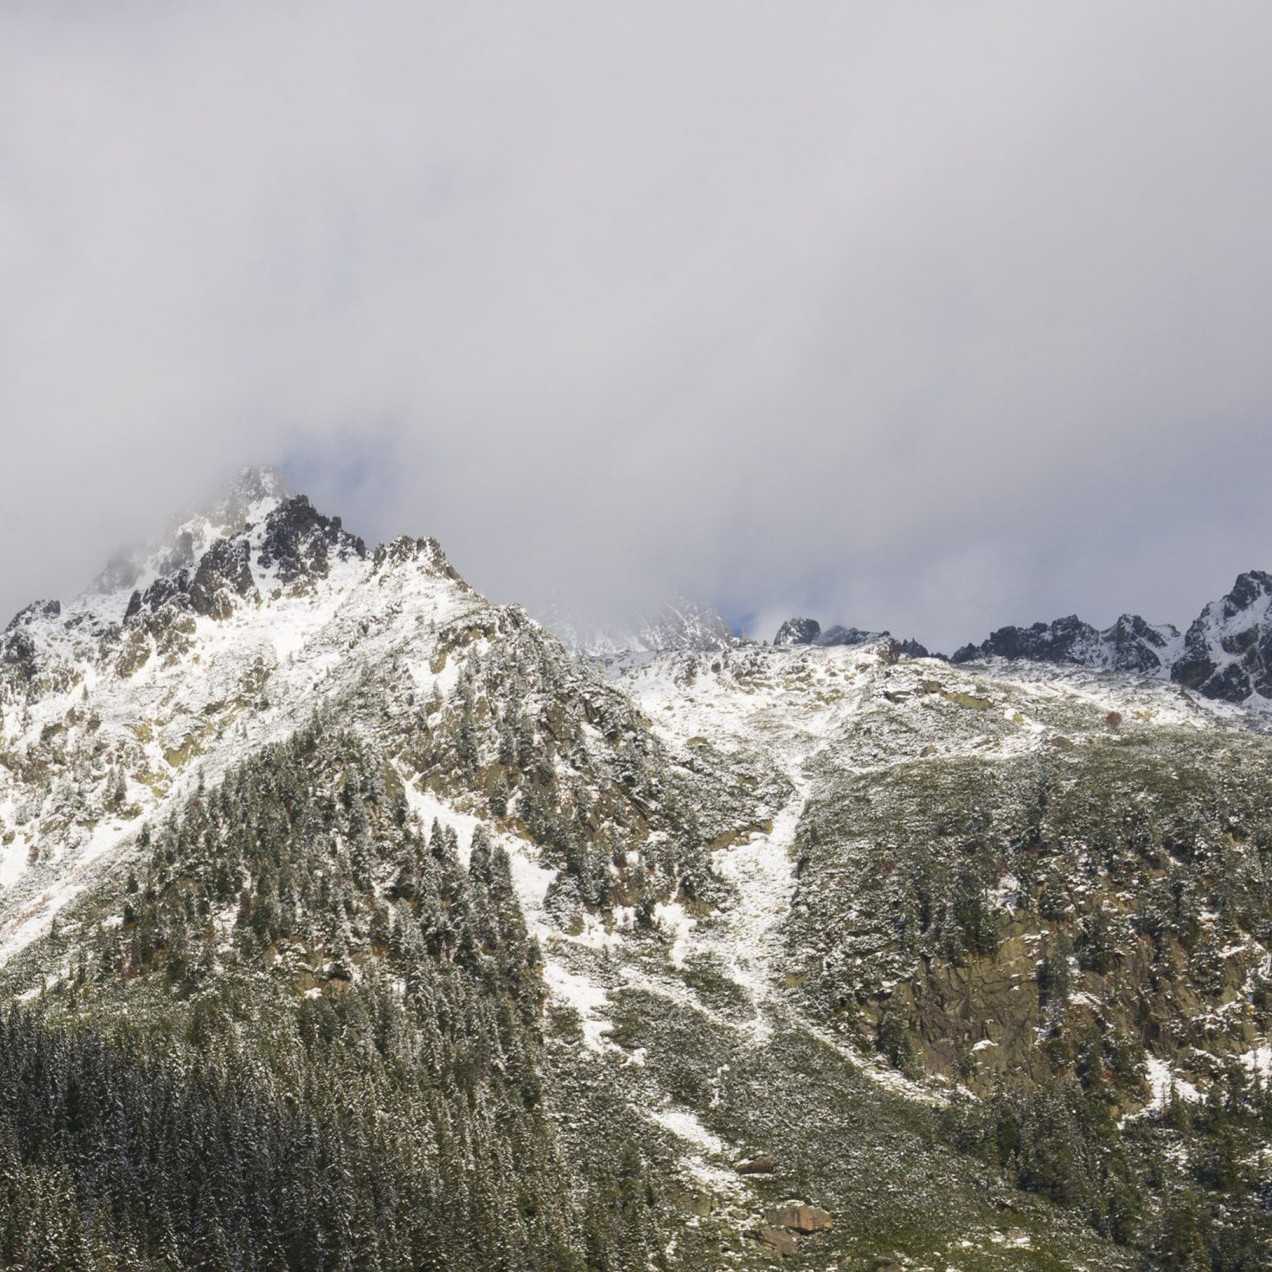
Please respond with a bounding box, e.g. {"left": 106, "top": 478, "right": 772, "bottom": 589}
{"left": 0, "top": 724, "right": 662, "bottom": 1271}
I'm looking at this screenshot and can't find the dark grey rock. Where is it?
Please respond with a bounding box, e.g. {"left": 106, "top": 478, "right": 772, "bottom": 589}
{"left": 5, "top": 599, "right": 61, "bottom": 632}
{"left": 258, "top": 496, "right": 367, "bottom": 585}
{"left": 190, "top": 538, "right": 258, "bottom": 619}
{"left": 774, "top": 617, "right": 821, "bottom": 646}
{"left": 951, "top": 615, "right": 1100, "bottom": 666}
{"left": 952, "top": 613, "right": 1177, "bottom": 674}
{"left": 1173, "top": 570, "right": 1272, "bottom": 702}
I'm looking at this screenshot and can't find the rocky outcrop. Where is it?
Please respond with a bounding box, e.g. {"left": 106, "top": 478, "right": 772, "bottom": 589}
{"left": 893, "top": 637, "right": 932, "bottom": 659}
{"left": 0, "top": 628, "right": 38, "bottom": 683}
{"left": 257, "top": 495, "right": 366, "bottom": 585}
{"left": 1101, "top": 612, "right": 1178, "bottom": 672}
{"left": 754, "top": 1203, "right": 832, "bottom": 1258}
{"left": 1172, "top": 570, "right": 1272, "bottom": 703}
{"left": 190, "top": 538, "right": 259, "bottom": 619}
{"left": 5, "top": 600, "right": 61, "bottom": 631}
{"left": 774, "top": 617, "right": 900, "bottom": 649}
{"left": 1, "top": 602, "right": 60, "bottom": 684}
{"left": 952, "top": 613, "right": 1178, "bottom": 674}
{"left": 756, "top": 1227, "right": 797, "bottom": 1257}
{"left": 952, "top": 615, "right": 1101, "bottom": 666}
{"left": 774, "top": 616, "right": 821, "bottom": 646}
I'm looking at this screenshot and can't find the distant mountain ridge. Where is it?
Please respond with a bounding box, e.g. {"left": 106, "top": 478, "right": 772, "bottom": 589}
{"left": 549, "top": 599, "right": 738, "bottom": 660}
{"left": 8, "top": 472, "right": 1270, "bottom": 717}
{"left": 947, "top": 571, "right": 1272, "bottom": 707}
{"left": 762, "top": 571, "right": 1272, "bottom": 711}
{"left": 951, "top": 613, "right": 1182, "bottom": 676}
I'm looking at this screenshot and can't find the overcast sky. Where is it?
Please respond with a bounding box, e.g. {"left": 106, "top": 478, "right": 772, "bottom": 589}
{"left": 3, "top": 2, "right": 1271, "bottom": 650}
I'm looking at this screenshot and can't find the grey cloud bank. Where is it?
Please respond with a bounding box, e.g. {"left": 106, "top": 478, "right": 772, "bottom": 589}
{"left": 2, "top": 2, "right": 1270, "bottom": 651}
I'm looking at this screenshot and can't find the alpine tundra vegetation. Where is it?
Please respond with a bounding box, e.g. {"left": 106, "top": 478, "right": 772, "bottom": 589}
{"left": 0, "top": 468, "right": 1269, "bottom": 1270}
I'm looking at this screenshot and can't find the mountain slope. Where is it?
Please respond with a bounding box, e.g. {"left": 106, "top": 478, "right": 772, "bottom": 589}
{"left": 1, "top": 470, "right": 1269, "bottom": 1270}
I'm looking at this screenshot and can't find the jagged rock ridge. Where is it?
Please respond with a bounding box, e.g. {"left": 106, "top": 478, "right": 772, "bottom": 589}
{"left": 948, "top": 574, "right": 1272, "bottom": 708}
{"left": 1172, "top": 569, "right": 1272, "bottom": 702}
{"left": 951, "top": 613, "right": 1181, "bottom": 675}
{"left": 773, "top": 615, "right": 930, "bottom": 658}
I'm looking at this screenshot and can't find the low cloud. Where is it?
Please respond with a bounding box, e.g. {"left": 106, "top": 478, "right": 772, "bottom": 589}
{"left": 3, "top": 3, "right": 1270, "bottom": 649}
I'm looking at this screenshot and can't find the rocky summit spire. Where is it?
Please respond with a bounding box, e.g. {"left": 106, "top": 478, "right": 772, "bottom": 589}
{"left": 88, "top": 466, "right": 291, "bottom": 598}
{"left": 201, "top": 464, "right": 291, "bottom": 536}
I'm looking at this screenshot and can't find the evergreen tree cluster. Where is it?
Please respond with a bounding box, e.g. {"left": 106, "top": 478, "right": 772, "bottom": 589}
{"left": 943, "top": 1063, "right": 1272, "bottom": 1269}
{"left": 795, "top": 736, "right": 1272, "bottom": 1082}
{"left": 401, "top": 617, "right": 721, "bottom": 926}
{"left": 2, "top": 718, "right": 666, "bottom": 1270}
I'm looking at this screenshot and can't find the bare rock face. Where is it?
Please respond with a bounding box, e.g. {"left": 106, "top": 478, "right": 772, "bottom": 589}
{"left": 0, "top": 628, "right": 38, "bottom": 683}
{"left": 126, "top": 538, "right": 255, "bottom": 625}
{"left": 1173, "top": 570, "right": 1272, "bottom": 703}
{"left": 1102, "top": 612, "right": 1177, "bottom": 673}
{"left": 893, "top": 636, "right": 932, "bottom": 659}
{"left": 774, "top": 616, "right": 912, "bottom": 652}
{"left": 190, "top": 538, "right": 258, "bottom": 619}
{"left": 774, "top": 616, "right": 821, "bottom": 646}
{"left": 952, "top": 612, "right": 1180, "bottom": 674}
{"left": 952, "top": 615, "right": 1101, "bottom": 666}
{"left": 5, "top": 599, "right": 61, "bottom": 631}
{"left": 257, "top": 495, "right": 366, "bottom": 585}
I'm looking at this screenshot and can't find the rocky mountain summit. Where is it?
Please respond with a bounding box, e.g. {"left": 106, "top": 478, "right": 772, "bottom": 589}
{"left": 948, "top": 572, "right": 1272, "bottom": 710}
{"left": 1173, "top": 569, "right": 1272, "bottom": 703}
{"left": 773, "top": 615, "right": 930, "bottom": 658}
{"left": 551, "top": 599, "right": 738, "bottom": 663}
{"left": 0, "top": 469, "right": 1269, "bottom": 1271}
{"left": 951, "top": 613, "right": 1181, "bottom": 675}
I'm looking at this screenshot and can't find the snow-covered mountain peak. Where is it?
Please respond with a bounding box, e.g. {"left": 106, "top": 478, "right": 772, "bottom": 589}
{"left": 0, "top": 483, "right": 492, "bottom": 960}
{"left": 952, "top": 611, "right": 1183, "bottom": 676}
{"left": 550, "top": 598, "right": 737, "bottom": 664}
{"left": 83, "top": 465, "right": 292, "bottom": 606}
{"left": 3, "top": 472, "right": 1272, "bottom": 1266}
{"left": 1173, "top": 568, "right": 1272, "bottom": 703}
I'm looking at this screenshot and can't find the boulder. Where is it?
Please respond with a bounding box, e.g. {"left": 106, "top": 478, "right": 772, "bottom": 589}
{"left": 766, "top": 1202, "right": 832, "bottom": 1233}
{"left": 756, "top": 1226, "right": 798, "bottom": 1257}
